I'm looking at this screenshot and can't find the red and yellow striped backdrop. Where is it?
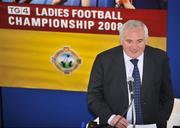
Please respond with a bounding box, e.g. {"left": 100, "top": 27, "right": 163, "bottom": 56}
{"left": 0, "top": 28, "right": 166, "bottom": 91}
{"left": 0, "top": 3, "right": 167, "bottom": 91}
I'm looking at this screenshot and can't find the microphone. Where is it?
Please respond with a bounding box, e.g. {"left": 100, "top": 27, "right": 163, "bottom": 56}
{"left": 127, "top": 77, "right": 136, "bottom": 127}
{"left": 122, "top": 77, "right": 134, "bottom": 117}
{"left": 127, "top": 77, "right": 134, "bottom": 100}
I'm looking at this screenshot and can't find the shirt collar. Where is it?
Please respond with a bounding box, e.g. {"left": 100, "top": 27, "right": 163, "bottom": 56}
{"left": 123, "top": 51, "right": 144, "bottom": 62}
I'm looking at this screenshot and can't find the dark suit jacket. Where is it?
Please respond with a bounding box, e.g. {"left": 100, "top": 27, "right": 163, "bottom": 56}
{"left": 87, "top": 45, "right": 174, "bottom": 128}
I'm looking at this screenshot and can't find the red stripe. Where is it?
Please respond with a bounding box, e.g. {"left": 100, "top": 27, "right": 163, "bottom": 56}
{"left": 0, "top": 2, "right": 166, "bottom": 36}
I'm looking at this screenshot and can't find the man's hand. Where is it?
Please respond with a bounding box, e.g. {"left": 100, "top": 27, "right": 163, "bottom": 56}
{"left": 111, "top": 115, "right": 128, "bottom": 128}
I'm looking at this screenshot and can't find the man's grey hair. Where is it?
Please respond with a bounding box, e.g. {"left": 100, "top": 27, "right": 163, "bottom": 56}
{"left": 119, "top": 20, "right": 149, "bottom": 41}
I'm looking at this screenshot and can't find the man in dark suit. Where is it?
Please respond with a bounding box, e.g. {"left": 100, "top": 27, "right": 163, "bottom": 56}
{"left": 87, "top": 20, "right": 174, "bottom": 128}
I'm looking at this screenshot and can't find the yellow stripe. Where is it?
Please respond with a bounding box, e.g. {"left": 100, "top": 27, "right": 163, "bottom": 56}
{"left": 0, "top": 29, "right": 166, "bottom": 91}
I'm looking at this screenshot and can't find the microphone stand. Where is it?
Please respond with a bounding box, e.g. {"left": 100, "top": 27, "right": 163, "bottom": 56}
{"left": 130, "top": 90, "right": 136, "bottom": 128}
{"left": 127, "top": 77, "right": 136, "bottom": 128}
{"left": 132, "top": 99, "right": 136, "bottom": 128}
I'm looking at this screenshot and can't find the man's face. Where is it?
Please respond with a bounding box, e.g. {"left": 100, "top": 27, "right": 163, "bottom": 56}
{"left": 121, "top": 27, "right": 147, "bottom": 59}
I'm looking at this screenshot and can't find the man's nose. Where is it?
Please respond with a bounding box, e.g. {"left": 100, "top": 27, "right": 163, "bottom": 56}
{"left": 131, "top": 42, "right": 138, "bottom": 49}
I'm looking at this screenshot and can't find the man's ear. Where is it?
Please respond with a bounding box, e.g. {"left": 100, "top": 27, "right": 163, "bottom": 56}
{"left": 120, "top": 40, "right": 124, "bottom": 45}
{"left": 145, "top": 39, "right": 148, "bottom": 44}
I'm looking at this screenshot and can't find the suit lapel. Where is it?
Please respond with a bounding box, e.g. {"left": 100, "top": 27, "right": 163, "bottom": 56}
{"left": 114, "top": 46, "right": 129, "bottom": 106}
{"left": 141, "top": 46, "right": 154, "bottom": 95}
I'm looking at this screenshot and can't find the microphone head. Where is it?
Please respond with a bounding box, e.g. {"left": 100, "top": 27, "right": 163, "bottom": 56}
{"left": 127, "top": 76, "right": 134, "bottom": 82}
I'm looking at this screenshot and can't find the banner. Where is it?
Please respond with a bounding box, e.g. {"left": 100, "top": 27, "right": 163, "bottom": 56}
{"left": 0, "top": 2, "right": 167, "bottom": 91}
